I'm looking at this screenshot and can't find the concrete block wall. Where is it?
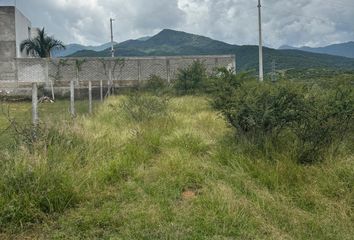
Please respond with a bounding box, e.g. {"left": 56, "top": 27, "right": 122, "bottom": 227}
{"left": 1, "top": 55, "right": 236, "bottom": 97}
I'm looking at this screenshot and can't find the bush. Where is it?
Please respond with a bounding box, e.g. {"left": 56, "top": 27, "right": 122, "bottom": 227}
{"left": 142, "top": 75, "right": 169, "bottom": 95}
{"left": 118, "top": 93, "right": 170, "bottom": 122}
{"left": 293, "top": 84, "right": 354, "bottom": 163}
{"left": 174, "top": 60, "right": 208, "bottom": 94}
{"left": 212, "top": 70, "right": 354, "bottom": 164}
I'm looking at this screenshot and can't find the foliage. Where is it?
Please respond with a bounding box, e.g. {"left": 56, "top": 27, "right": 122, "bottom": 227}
{"left": 20, "top": 28, "right": 65, "bottom": 58}
{"left": 0, "top": 97, "right": 353, "bottom": 239}
{"left": 142, "top": 75, "right": 170, "bottom": 95}
{"left": 293, "top": 84, "right": 354, "bottom": 163}
{"left": 211, "top": 69, "right": 354, "bottom": 164}
{"left": 75, "top": 59, "right": 86, "bottom": 72}
{"left": 174, "top": 60, "right": 208, "bottom": 94}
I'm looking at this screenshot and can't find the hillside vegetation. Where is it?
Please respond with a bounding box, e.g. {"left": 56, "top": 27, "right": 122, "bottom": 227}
{"left": 69, "top": 29, "right": 354, "bottom": 72}
{"left": 0, "top": 68, "right": 353, "bottom": 239}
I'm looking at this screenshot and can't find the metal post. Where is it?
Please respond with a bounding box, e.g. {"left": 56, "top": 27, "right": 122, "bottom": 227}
{"left": 70, "top": 80, "right": 75, "bottom": 117}
{"left": 32, "top": 82, "right": 38, "bottom": 125}
{"left": 258, "top": 0, "right": 264, "bottom": 82}
{"left": 88, "top": 81, "right": 92, "bottom": 114}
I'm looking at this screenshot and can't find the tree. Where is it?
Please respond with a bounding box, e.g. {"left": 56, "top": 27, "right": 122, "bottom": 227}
{"left": 20, "top": 28, "right": 65, "bottom": 58}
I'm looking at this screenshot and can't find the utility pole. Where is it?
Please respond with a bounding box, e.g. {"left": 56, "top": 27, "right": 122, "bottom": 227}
{"left": 110, "top": 18, "right": 115, "bottom": 57}
{"left": 258, "top": 0, "right": 264, "bottom": 82}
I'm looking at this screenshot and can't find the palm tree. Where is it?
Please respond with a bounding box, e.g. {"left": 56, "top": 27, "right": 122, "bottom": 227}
{"left": 20, "top": 28, "right": 65, "bottom": 58}
{"left": 21, "top": 28, "right": 65, "bottom": 100}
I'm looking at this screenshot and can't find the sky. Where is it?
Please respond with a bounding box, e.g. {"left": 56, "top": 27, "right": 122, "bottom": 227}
{"left": 1, "top": 0, "right": 354, "bottom": 48}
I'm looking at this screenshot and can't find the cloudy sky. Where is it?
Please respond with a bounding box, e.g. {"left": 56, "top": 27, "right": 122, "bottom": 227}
{"left": 2, "top": 0, "right": 354, "bottom": 48}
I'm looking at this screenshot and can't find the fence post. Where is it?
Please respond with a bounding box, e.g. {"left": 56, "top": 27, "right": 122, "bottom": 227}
{"left": 166, "top": 59, "right": 170, "bottom": 83}
{"left": 88, "top": 81, "right": 92, "bottom": 114}
{"left": 108, "top": 60, "right": 112, "bottom": 96}
{"left": 45, "top": 59, "right": 55, "bottom": 100}
{"left": 32, "top": 82, "right": 38, "bottom": 125}
{"left": 100, "top": 80, "right": 103, "bottom": 101}
{"left": 70, "top": 80, "right": 75, "bottom": 117}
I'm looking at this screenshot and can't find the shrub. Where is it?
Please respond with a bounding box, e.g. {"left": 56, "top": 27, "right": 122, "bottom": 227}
{"left": 174, "top": 60, "right": 208, "bottom": 94}
{"left": 142, "top": 75, "right": 169, "bottom": 95}
{"left": 212, "top": 70, "right": 354, "bottom": 164}
{"left": 210, "top": 69, "right": 256, "bottom": 111}
{"left": 118, "top": 93, "right": 170, "bottom": 122}
{"left": 293, "top": 83, "right": 354, "bottom": 163}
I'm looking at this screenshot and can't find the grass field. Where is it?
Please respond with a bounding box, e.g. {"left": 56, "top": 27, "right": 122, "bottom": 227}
{"left": 0, "top": 96, "right": 353, "bottom": 239}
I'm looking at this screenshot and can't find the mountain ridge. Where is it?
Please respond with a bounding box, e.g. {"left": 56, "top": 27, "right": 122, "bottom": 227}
{"left": 52, "top": 42, "right": 118, "bottom": 57}
{"left": 279, "top": 41, "right": 354, "bottom": 59}
{"left": 68, "top": 29, "right": 354, "bottom": 72}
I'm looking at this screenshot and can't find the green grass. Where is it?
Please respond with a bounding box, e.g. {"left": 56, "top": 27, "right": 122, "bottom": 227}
{"left": 0, "top": 96, "right": 353, "bottom": 239}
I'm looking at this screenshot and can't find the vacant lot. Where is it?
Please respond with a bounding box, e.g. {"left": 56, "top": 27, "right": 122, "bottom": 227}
{"left": 0, "top": 96, "right": 353, "bottom": 239}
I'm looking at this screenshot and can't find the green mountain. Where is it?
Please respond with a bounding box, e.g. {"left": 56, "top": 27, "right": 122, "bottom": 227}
{"left": 279, "top": 41, "right": 354, "bottom": 59}
{"left": 52, "top": 42, "right": 118, "bottom": 57}
{"left": 69, "top": 29, "right": 354, "bottom": 72}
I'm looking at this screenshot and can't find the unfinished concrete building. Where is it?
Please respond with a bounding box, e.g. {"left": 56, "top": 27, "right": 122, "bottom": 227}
{"left": 0, "top": 5, "right": 38, "bottom": 94}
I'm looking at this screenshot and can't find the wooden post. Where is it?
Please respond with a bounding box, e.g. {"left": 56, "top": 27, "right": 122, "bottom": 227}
{"left": 88, "top": 81, "right": 92, "bottom": 114}
{"left": 32, "top": 82, "right": 38, "bottom": 125}
{"left": 70, "top": 80, "right": 75, "bottom": 117}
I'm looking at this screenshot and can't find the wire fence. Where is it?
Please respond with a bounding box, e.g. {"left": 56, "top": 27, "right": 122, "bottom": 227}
{"left": 3, "top": 55, "right": 236, "bottom": 124}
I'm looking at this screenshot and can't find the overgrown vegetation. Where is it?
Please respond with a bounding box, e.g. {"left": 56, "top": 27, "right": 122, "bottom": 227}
{"left": 210, "top": 70, "right": 353, "bottom": 164}
{"left": 174, "top": 60, "right": 208, "bottom": 94}
{"left": 0, "top": 64, "right": 353, "bottom": 239}
{"left": 173, "top": 61, "right": 354, "bottom": 164}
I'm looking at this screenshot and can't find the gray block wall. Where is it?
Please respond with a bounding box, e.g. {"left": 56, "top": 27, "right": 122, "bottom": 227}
{"left": 1, "top": 55, "right": 235, "bottom": 97}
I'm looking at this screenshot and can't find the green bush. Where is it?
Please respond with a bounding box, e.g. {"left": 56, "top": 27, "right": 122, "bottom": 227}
{"left": 293, "top": 84, "right": 354, "bottom": 163}
{"left": 174, "top": 60, "right": 208, "bottom": 94}
{"left": 212, "top": 70, "right": 354, "bottom": 164}
{"left": 142, "top": 75, "right": 169, "bottom": 94}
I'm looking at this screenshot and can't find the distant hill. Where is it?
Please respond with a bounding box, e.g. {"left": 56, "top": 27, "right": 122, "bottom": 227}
{"left": 69, "top": 29, "right": 354, "bottom": 72}
{"left": 279, "top": 42, "right": 354, "bottom": 59}
{"left": 52, "top": 42, "right": 117, "bottom": 57}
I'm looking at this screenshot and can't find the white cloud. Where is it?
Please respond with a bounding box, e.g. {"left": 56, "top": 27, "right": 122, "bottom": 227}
{"left": 10, "top": 0, "right": 354, "bottom": 47}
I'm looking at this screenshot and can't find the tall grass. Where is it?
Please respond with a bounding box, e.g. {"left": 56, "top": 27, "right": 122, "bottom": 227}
{"left": 0, "top": 95, "right": 353, "bottom": 239}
